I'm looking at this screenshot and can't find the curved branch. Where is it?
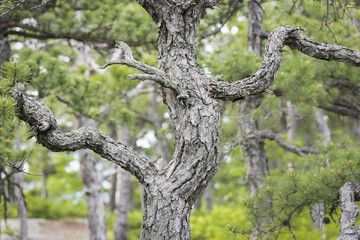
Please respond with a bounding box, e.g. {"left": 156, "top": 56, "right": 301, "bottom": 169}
{"left": 11, "top": 90, "right": 157, "bottom": 184}
{"left": 258, "top": 130, "right": 318, "bottom": 157}
{"left": 209, "top": 25, "right": 360, "bottom": 101}
{"left": 101, "top": 42, "right": 188, "bottom": 98}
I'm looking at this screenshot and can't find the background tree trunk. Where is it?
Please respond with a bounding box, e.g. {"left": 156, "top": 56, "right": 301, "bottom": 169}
{"left": 78, "top": 149, "right": 107, "bottom": 240}
{"left": 77, "top": 118, "right": 107, "bottom": 240}
{"left": 0, "top": 36, "right": 10, "bottom": 66}
{"left": 114, "top": 128, "right": 132, "bottom": 240}
{"left": 238, "top": 0, "right": 269, "bottom": 198}
{"left": 312, "top": 108, "right": 331, "bottom": 238}
{"left": 12, "top": 173, "right": 27, "bottom": 240}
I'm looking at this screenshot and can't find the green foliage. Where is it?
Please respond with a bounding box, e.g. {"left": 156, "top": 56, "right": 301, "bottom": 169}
{"left": 0, "top": 60, "right": 31, "bottom": 86}
{"left": 0, "top": 96, "right": 18, "bottom": 130}
{"left": 244, "top": 135, "right": 360, "bottom": 238}
{"left": 106, "top": 209, "right": 142, "bottom": 240}
{"left": 191, "top": 206, "right": 249, "bottom": 240}
{"left": 0, "top": 59, "right": 32, "bottom": 129}
{"left": 25, "top": 195, "right": 87, "bottom": 219}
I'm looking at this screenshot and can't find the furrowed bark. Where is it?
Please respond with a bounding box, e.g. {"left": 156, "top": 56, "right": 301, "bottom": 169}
{"left": 11, "top": 90, "right": 157, "bottom": 185}
{"left": 337, "top": 181, "right": 360, "bottom": 240}
{"left": 136, "top": 2, "right": 222, "bottom": 239}
{"left": 209, "top": 26, "right": 360, "bottom": 101}
{"left": 7, "top": 1, "right": 360, "bottom": 239}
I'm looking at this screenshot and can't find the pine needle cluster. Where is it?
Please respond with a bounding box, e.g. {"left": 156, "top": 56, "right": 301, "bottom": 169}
{"left": 0, "top": 60, "right": 32, "bottom": 129}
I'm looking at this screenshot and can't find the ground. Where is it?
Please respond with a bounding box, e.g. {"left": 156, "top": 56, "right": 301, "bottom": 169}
{"left": 0, "top": 219, "right": 89, "bottom": 240}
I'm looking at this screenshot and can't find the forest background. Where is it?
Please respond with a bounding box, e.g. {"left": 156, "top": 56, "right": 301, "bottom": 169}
{"left": 0, "top": 0, "right": 359, "bottom": 239}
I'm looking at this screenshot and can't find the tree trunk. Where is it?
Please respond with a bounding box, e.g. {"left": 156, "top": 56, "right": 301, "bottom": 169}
{"left": 204, "top": 183, "right": 213, "bottom": 212}
{"left": 114, "top": 128, "right": 132, "bottom": 240}
{"left": 337, "top": 181, "right": 360, "bottom": 240}
{"left": 286, "top": 101, "right": 299, "bottom": 142}
{"left": 0, "top": 36, "right": 10, "bottom": 66}
{"left": 240, "top": 2, "right": 269, "bottom": 239}
{"left": 77, "top": 118, "right": 107, "bottom": 240}
{"left": 238, "top": 96, "right": 269, "bottom": 197}
{"left": 78, "top": 149, "right": 107, "bottom": 240}
{"left": 150, "top": 91, "right": 172, "bottom": 166}
{"left": 12, "top": 130, "right": 28, "bottom": 240}
{"left": 9, "top": 1, "right": 360, "bottom": 240}
{"left": 109, "top": 168, "right": 117, "bottom": 212}
{"left": 13, "top": 173, "right": 28, "bottom": 240}
{"left": 350, "top": 118, "right": 360, "bottom": 141}
{"left": 238, "top": 0, "right": 269, "bottom": 198}
{"left": 141, "top": 188, "right": 192, "bottom": 240}
{"left": 41, "top": 173, "right": 48, "bottom": 199}
{"left": 312, "top": 108, "right": 331, "bottom": 238}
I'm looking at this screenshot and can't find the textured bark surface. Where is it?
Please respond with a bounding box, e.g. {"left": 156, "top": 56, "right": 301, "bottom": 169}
{"left": 7, "top": 1, "right": 360, "bottom": 239}
{"left": 77, "top": 118, "right": 107, "bottom": 240}
{"left": 238, "top": 1, "right": 268, "bottom": 199}
{"left": 114, "top": 128, "right": 132, "bottom": 240}
{"left": 337, "top": 182, "right": 360, "bottom": 240}
{"left": 78, "top": 149, "right": 107, "bottom": 240}
{"left": 238, "top": 96, "right": 269, "bottom": 197}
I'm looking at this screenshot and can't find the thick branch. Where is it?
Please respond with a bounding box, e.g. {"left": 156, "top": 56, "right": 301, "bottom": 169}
{"left": 258, "top": 130, "right": 318, "bottom": 157}
{"left": 209, "top": 26, "right": 360, "bottom": 101}
{"left": 11, "top": 90, "right": 156, "bottom": 184}
{"left": 337, "top": 181, "right": 360, "bottom": 240}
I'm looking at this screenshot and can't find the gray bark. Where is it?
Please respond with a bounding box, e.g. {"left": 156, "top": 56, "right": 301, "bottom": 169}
{"left": 315, "top": 109, "right": 331, "bottom": 146}
{"left": 350, "top": 119, "right": 360, "bottom": 141}
{"left": 12, "top": 131, "right": 28, "bottom": 240}
{"left": 114, "top": 128, "right": 132, "bottom": 240}
{"left": 78, "top": 148, "right": 107, "bottom": 240}
{"left": 41, "top": 173, "right": 48, "bottom": 199}
{"left": 109, "top": 168, "right": 117, "bottom": 212}
{"left": 77, "top": 118, "right": 107, "bottom": 240}
{"left": 204, "top": 183, "right": 213, "bottom": 212}
{"left": 12, "top": 173, "right": 27, "bottom": 240}
{"left": 286, "top": 101, "right": 299, "bottom": 142}
{"left": 0, "top": 35, "right": 10, "bottom": 66}
{"left": 238, "top": 0, "right": 268, "bottom": 198}
{"left": 238, "top": 96, "right": 269, "bottom": 197}
{"left": 193, "top": 182, "right": 212, "bottom": 211}
{"left": 150, "top": 91, "right": 172, "bottom": 166}
{"left": 8, "top": 1, "right": 360, "bottom": 239}
{"left": 337, "top": 182, "right": 360, "bottom": 240}
{"left": 312, "top": 108, "right": 331, "bottom": 237}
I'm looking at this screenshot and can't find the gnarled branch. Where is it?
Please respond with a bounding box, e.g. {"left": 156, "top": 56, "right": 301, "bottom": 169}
{"left": 258, "top": 130, "right": 318, "bottom": 157}
{"left": 11, "top": 90, "right": 157, "bottom": 184}
{"left": 209, "top": 25, "right": 360, "bottom": 101}
{"left": 101, "top": 41, "right": 188, "bottom": 98}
